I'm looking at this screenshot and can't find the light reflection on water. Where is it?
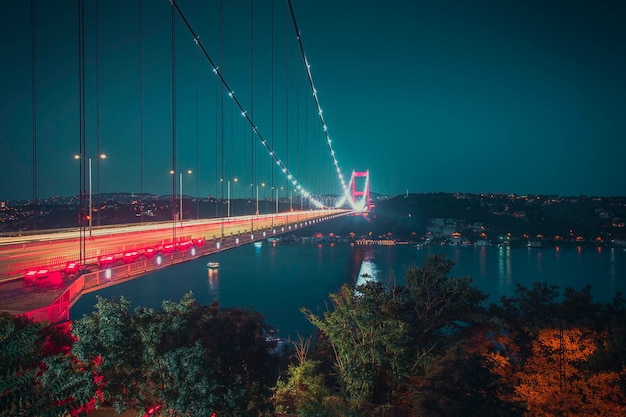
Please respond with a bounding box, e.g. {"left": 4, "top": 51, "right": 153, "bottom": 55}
{"left": 207, "top": 268, "right": 219, "bottom": 300}
{"left": 496, "top": 246, "right": 512, "bottom": 295}
{"left": 479, "top": 246, "right": 486, "bottom": 279}
{"left": 71, "top": 243, "right": 626, "bottom": 338}
{"left": 610, "top": 248, "right": 617, "bottom": 283}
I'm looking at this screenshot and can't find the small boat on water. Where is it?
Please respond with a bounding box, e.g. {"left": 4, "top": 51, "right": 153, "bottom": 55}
{"left": 206, "top": 262, "right": 220, "bottom": 269}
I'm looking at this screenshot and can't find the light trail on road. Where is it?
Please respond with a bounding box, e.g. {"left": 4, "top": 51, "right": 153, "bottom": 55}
{"left": 0, "top": 210, "right": 349, "bottom": 280}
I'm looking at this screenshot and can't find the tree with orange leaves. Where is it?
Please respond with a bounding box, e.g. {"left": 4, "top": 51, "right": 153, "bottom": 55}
{"left": 514, "top": 327, "right": 626, "bottom": 417}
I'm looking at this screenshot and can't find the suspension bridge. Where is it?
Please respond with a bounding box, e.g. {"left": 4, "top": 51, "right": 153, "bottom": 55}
{"left": 0, "top": 0, "right": 373, "bottom": 321}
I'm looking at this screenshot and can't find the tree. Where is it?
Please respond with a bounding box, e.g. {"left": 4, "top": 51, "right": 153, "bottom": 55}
{"left": 402, "top": 254, "right": 487, "bottom": 363}
{"left": 303, "top": 282, "right": 410, "bottom": 406}
{"left": 0, "top": 313, "right": 95, "bottom": 417}
{"left": 514, "top": 327, "right": 626, "bottom": 417}
{"left": 70, "top": 296, "right": 147, "bottom": 414}
{"left": 493, "top": 283, "right": 603, "bottom": 335}
{"left": 273, "top": 359, "right": 347, "bottom": 417}
{"left": 66, "top": 293, "right": 279, "bottom": 416}
{"left": 589, "top": 292, "right": 626, "bottom": 377}
{"left": 302, "top": 255, "right": 489, "bottom": 409}
{"left": 273, "top": 335, "right": 351, "bottom": 417}
{"left": 407, "top": 332, "right": 524, "bottom": 417}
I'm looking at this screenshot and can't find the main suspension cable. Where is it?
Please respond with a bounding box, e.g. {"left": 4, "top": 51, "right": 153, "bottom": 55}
{"left": 170, "top": 0, "right": 325, "bottom": 208}
{"left": 285, "top": 0, "right": 352, "bottom": 205}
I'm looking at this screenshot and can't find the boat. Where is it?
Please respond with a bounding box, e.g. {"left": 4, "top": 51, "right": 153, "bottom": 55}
{"left": 254, "top": 241, "right": 263, "bottom": 248}
{"left": 206, "top": 262, "right": 220, "bottom": 269}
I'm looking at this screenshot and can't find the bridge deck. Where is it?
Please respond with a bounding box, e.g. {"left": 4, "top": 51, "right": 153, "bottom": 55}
{"left": 0, "top": 210, "right": 349, "bottom": 321}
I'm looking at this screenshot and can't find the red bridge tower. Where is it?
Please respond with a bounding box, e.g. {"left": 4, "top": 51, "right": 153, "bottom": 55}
{"left": 350, "top": 170, "right": 371, "bottom": 212}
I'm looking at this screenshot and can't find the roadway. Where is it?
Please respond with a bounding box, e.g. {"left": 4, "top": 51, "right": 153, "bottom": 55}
{"left": 0, "top": 209, "right": 349, "bottom": 281}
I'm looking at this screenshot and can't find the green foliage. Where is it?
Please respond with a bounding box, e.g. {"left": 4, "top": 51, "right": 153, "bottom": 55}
{"left": 71, "top": 296, "right": 146, "bottom": 414}
{"left": 302, "top": 255, "right": 490, "bottom": 409}
{"left": 403, "top": 254, "right": 487, "bottom": 350}
{"left": 273, "top": 359, "right": 349, "bottom": 417}
{"left": 0, "top": 313, "right": 95, "bottom": 417}
{"left": 493, "top": 282, "right": 562, "bottom": 332}
{"left": 304, "top": 282, "right": 410, "bottom": 405}
{"left": 69, "top": 293, "right": 278, "bottom": 416}
{"left": 586, "top": 292, "right": 626, "bottom": 394}
{"left": 408, "top": 337, "right": 524, "bottom": 417}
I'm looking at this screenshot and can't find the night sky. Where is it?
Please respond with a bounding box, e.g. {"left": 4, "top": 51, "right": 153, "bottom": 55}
{"left": 1, "top": 0, "right": 625, "bottom": 201}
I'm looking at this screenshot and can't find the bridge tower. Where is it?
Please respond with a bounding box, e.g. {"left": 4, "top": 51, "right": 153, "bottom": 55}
{"left": 350, "top": 170, "right": 371, "bottom": 212}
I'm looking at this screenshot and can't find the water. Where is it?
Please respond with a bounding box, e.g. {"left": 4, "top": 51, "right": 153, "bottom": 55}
{"left": 70, "top": 243, "right": 626, "bottom": 338}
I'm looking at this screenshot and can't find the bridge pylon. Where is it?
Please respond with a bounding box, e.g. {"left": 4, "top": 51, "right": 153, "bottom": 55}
{"left": 350, "top": 170, "right": 371, "bottom": 212}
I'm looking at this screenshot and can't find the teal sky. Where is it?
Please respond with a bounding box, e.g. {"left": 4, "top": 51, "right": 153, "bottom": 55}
{"left": 1, "top": 0, "right": 625, "bottom": 201}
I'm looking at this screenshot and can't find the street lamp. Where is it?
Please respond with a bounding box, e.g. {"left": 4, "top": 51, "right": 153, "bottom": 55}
{"left": 170, "top": 169, "right": 192, "bottom": 225}
{"left": 276, "top": 186, "right": 284, "bottom": 214}
{"left": 74, "top": 153, "right": 106, "bottom": 237}
{"left": 228, "top": 177, "right": 238, "bottom": 218}
{"left": 259, "top": 182, "right": 266, "bottom": 215}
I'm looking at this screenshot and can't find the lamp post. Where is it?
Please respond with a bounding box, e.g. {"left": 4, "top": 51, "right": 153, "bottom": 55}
{"left": 228, "top": 177, "right": 238, "bottom": 218}
{"left": 260, "top": 182, "right": 266, "bottom": 214}
{"left": 170, "top": 169, "right": 192, "bottom": 225}
{"left": 275, "top": 186, "right": 284, "bottom": 214}
{"left": 74, "top": 153, "right": 106, "bottom": 237}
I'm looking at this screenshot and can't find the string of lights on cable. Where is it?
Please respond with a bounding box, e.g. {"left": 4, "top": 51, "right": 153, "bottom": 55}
{"left": 285, "top": 0, "right": 355, "bottom": 209}
{"left": 170, "top": 0, "right": 327, "bottom": 209}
